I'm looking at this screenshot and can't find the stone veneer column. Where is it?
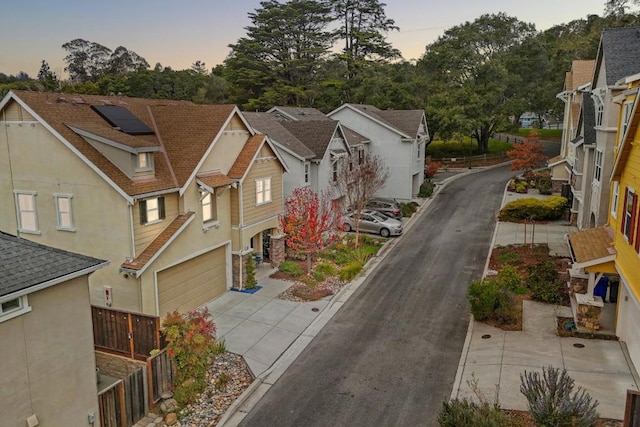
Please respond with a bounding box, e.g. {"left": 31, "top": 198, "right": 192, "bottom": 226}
{"left": 269, "top": 235, "right": 285, "bottom": 267}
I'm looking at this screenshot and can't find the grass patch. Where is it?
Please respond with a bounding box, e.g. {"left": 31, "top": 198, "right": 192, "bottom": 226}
{"left": 278, "top": 261, "right": 304, "bottom": 276}
{"left": 515, "top": 128, "right": 562, "bottom": 139}
{"left": 426, "top": 137, "right": 513, "bottom": 158}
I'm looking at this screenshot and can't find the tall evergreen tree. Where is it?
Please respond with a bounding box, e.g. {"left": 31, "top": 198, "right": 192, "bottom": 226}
{"left": 225, "top": 0, "right": 334, "bottom": 109}
{"left": 37, "top": 60, "right": 58, "bottom": 91}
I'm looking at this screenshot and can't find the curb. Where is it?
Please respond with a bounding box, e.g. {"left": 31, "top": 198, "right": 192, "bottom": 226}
{"left": 218, "top": 167, "right": 499, "bottom": 425}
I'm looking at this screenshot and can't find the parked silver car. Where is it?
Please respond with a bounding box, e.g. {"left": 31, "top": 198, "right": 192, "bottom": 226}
{"left": 365, "top": 197, "right": 402, "bottom": 219}
{"left": 341, "top": 210, "right": 403, "bottom": 237}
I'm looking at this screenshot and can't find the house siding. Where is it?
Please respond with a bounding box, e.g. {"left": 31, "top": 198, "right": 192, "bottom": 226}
{"left": 201, "top": 115, "right": 251, "bottom": 174}
{"left": 0, "top": 116, "right": 137, "bottom": 310}
{"left": 241, "top": 153, "right": 283, "bottom": 226}
{"left": 133, "top": 192, "right": 180, "bottom": 255}
{"left": 0, "top": 276, "right": 100, "bottom": 426}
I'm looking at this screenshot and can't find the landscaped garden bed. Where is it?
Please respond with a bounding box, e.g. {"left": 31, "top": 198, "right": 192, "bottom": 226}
{"left": 272, "top": 234, "right": 386, "bottom": 302}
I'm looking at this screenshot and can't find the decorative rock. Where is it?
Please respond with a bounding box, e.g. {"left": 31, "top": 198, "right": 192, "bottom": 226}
{"left": 165, "top": 412, "right": 178, "bottom": 426}
{"left": 160, "top": 398, "right": 179, "bottom": 414}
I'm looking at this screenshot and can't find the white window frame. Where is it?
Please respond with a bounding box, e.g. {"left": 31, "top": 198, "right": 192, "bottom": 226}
{"left": 135, "top": 152, "right": 153, "bottom": 172}
{"left": 0, "top": 295, "right": 31, "bottom": 323}
{"left": 199, "top": 190, "right": 220, "bottom": 231}
{"left": 332, "top": 160, "right": 339, "bottom": 182}
{"left": 612, "top": 181, "right": 620, "bottom": 218}
{"left": 594, "top": 150, "right": 603, "bottom": 183}
{"left": 304, "top": 162, "right": 310, "bottom": 185}
{"left": 54, "top": 194, "right": 75, "bottom": 231}
{"left": 256, "top": 177, "right": 272, "bottom": 205}
{"left": 15, "top": 191, "right": 39, "bottom": 234}
{"left": 594, "top": 96, "right": 604, "bottom": 127}
{"left": 620, "top": 101, "right": 634, "bottom": 143}
{"left": 623, "top": 187, "right": 635, "bottom": 241}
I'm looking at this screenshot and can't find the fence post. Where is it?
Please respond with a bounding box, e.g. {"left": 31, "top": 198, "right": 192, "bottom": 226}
{"left": 127, "top": 314, "right": 135, "bottom": 359}
{"left": 118, "top": 381, "right": 127, "bottom": 427}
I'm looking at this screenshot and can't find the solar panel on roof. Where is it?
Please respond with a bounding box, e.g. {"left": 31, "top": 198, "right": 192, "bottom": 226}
{"left": 91, "top": 105, "right": 154, "bottom": 135}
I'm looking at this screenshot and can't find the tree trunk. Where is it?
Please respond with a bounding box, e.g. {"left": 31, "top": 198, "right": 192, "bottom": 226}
{"left": 306, "top": 252, "right": 312, "bottom": 275}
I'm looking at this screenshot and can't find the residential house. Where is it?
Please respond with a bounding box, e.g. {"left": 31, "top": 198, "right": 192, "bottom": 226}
{"left": 244, "top": 111, "right": 354, "bottom": 206}
{"left": 327, "top": 104, "right": 428, "bottom": 200}
{"left": 0, "top": 231, "right": 107, "bottom": 426}
{"left": 609, "top": 73, "right": 640, "bottom": 371}
{"left": 566, "top": 72, "right": 640, "bottom": 373}
{"left": 0, "top": 90, "right": 286, "bottom": 318}
{"left": 553, "top": 59, "right": 595, "bottom": 195}
{"left": 572, "top": 27, "right": 640, "bottom": 229}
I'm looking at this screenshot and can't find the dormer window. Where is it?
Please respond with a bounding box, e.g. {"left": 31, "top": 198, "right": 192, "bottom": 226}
{"left": 136, "top": 153, "right": 153, "bottom": 171}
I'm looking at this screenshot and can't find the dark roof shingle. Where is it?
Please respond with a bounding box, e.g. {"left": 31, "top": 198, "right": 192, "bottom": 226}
{"left": 0, "top": 232, "right": 107, "bottom": 297}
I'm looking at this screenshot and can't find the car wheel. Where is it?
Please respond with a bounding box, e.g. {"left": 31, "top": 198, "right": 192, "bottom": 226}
{"left": 342, "top": 223, "right": 352, "bottom": 232}
{"left": 380, "top": 228, "right": 390, "bottom": 238}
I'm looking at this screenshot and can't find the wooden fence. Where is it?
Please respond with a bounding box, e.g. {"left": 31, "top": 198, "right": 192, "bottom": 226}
{"left": 92, "top": 306, "right": 163, "bottom": 360}
{"left": 98, "top": 365, "right": 147, "bottom": 427}
{"left": 147, "top": 348, "right": 176, "bottom": 404}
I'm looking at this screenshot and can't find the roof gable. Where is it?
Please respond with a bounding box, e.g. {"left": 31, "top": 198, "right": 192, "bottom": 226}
{"left": 281, "top": 120, "right": 344, "bottom": 158}
{"left": 329, "top": 103, "right": 424, "bottom": 139}
{"left": 228, "top": 134, "right": 288, "bottom": 181}
{"left": 594, "top": 27, "right": 640, "bottom": 87}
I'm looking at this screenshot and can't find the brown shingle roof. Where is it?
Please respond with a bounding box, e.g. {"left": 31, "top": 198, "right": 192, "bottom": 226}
{"left": 121, "top": 211, "right": 195, "bottom": 271}
{"left": 196, "top": 171, "right": 233, "bottom": 188}
{"left": 340, "top": 125, "right": 369, "bottom": 147}
{"left": 8, "top": 91, "right": 237, "bottom": 197}
{"left": 228, "top": 134, "right": 266, "bottom": 180}
{"left": 343, "top": 104, "right": 424, "bottom": 138}
{"left": 148, "top": 104, "right": 236, "bottom": 186}
{"left": 571, "top": 60, "right": 595, "bottom": 90}
{"left": 281, "top": 120, "right": 340, "bottom": 158}
{"left": 569, "top": 226, "right": 616, "bottom": 263}
{"left": 270, "top": 106, "right": 330, "bottom": 121}
{"left": 244, "top": 112, "right": 316, "bottom": 160}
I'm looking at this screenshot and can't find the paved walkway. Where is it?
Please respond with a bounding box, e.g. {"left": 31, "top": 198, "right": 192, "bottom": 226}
{"left": 452, "top": 186, "right": 640, "bottom": 420}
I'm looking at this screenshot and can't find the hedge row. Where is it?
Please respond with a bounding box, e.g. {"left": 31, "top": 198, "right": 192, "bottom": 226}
{"left": 498, "top": 196, "right": 567, "bottom": 222}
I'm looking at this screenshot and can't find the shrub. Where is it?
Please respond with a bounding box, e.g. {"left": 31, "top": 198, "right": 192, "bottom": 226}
{"left": 498, "top": 196, "right": 567, "bottom": 222}
{"left": 527, "top": 259, "right": 563, "bottom": 304}
{"left": 520, "top": 366, "right": 599, "bottom": 427}
{"left": 438, "top": 377, "right": 509, "bottom": 427}
{"left": 537, "top": 176, "right": 552, "bottom": 195}
{"left": 418, "top": 179, "right": 435, "bottom": 197}
{"left": 279, "top": 261, "right": 304, "bottom": 276}
{"left": 244, "top": 255, "right": 257, "bottom": 289}
{"left": 496, "top": 251, "right": 520, "bottom": 264}
{"left": 314, "top": 262, "right": 337, "bottom": 276}
{"left": 162, "top": 308, "right": 217, "bottom": 405}
{"left": 402, "top": 201, "right": 420, "bottom": 216}
{"left": 468, "top": 279, "right": 501, "bottom": 320}
{"left": 497, "top": 265, "right": 521, "bottom": 291}
{"left": 339, "top": 261, "right": 363, "bottom": 281}
{"left": 292, "top": 284, "right": 332, "bottom": 301}
{"left": 515, "top": 181, "right": 528, "bottom": 193}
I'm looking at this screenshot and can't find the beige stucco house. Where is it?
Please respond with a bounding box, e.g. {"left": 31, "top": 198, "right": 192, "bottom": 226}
{"left": 0, "top": 90, "right": 287, "bottom": 317}
{"left": 0, "top": 231, "right": 108, "bottom": 427}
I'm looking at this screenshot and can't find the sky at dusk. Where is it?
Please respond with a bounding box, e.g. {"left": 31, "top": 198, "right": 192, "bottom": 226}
{"left": 1, "top": 0, "right": 607, "bottom": 78}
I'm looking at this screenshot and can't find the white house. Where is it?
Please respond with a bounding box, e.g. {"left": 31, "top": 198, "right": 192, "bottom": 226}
{"left": 327, "top": 104, "right": 428, "bottom": 200}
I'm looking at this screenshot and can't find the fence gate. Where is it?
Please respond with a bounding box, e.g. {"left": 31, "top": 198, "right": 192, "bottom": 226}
{"left": 92, "top": 306, "right": 162, "bottom": 360}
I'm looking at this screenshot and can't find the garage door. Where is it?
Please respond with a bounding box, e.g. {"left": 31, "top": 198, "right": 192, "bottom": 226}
{"left": 618, "top": 283, "right": 640, "bottom": 371}
{"left": 157, "top": 246, "right": 227, "bottom": 317}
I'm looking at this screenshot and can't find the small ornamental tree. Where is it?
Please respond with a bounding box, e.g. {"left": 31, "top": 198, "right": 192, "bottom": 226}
{"left": 507, "top": 129, "right": 546, "bottom": 173}
{"left": 279, "top": 187, "right": 338, "bottom": 274}
{"left": 332, "top": 152, "right": 389, "bottom": 247}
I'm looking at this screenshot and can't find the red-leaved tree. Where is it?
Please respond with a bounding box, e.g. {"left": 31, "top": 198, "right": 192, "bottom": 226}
{"left": 507, "top": 129, "right": 546, "bottom": 172}
{"left": 279, "top": 187, "right": 338, "bottom": 274}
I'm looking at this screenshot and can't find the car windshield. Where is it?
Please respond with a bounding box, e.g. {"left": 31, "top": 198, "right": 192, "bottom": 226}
{"left": 370, "top": 212, "right": 388, "bottom": 222}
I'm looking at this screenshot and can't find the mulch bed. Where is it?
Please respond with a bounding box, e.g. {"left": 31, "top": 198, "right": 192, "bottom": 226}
{"left": 503, "top": 410, "right": 622, "bottom": 426}
{"left": 556, "top": 316, "right": 619, "bottom": 340}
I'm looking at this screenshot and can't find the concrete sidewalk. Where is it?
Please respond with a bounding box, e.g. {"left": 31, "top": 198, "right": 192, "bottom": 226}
{"left": 452, "top": 187, "right": 640, "bottom": 420}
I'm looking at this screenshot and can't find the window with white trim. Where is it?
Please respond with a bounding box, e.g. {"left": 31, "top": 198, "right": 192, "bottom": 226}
{"left": 15, "top": 192, "right": 39, "bottom": 233}
{"left": 595, "top": 98, "right": 604, "bottom": 126}
{"left": 594, "top": 150, "right": 603, "bottom": 182}
{"left": 620, "top": 102, "right": 633, "bottom": 142}
{"left": 139, "top": 197, "right": 165, "bottom": 224}
{"left": 201, "top": 191, "right": 216, "bottom": 223}
{"left": 0, "top": 296, "right": 31, "bottom": 323}
{"left": 136, "top": 152, "right": 153, "bottom": 171}
{"left": 256, "top": 178, "right": 272, "bottom": 205}
{"left": 622, "top": 187, "right": 636, "bottom": 242}
{"left": 358, "top": 148, "right": 364, "bottom": 165}
{"left": 304, "top": 162, "right": 310, "bottom": 185}
{"left": 55, "top": 194, "right": 74, "bottom": 230}
{"left": 612, "top": 181, "right": 619, "bottom": 218}
{"left": 332, "top": 161, "right": 339, "bottom": 182}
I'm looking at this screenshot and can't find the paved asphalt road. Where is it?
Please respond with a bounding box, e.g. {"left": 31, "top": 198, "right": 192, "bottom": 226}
{"left": 239, "top": 164, "right": 532, "bottom": 427}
